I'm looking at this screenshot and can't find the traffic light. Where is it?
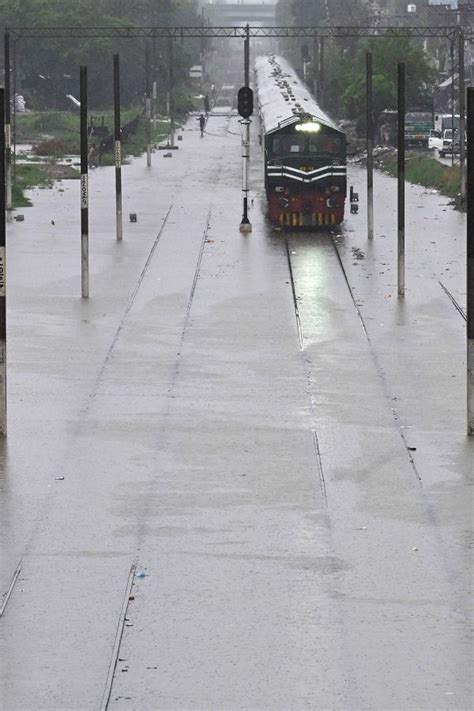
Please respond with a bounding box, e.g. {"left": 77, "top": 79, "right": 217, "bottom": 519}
{"left": 238, "top": 86, "right": 254, "bottom": 119}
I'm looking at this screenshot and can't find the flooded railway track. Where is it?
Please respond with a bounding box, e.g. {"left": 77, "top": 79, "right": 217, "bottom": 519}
{"left": 284, "top": 233, "right": 423, "bottom": 484}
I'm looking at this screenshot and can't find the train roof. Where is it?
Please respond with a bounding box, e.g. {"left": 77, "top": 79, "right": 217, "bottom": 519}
{"left": 255, "top": 55, "right": 343, "bottom": 136}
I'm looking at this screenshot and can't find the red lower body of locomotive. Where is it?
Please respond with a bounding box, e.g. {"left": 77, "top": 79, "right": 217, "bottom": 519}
{"left": 268, "top": 188, "right": 345, "bottom": 227}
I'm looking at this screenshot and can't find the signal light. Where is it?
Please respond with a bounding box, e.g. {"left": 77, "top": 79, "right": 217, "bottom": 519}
{"left": 238, "top": 86, "right": 254, "bottom": 119}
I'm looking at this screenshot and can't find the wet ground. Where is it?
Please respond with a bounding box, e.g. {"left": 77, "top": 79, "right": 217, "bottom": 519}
{"left": 0, "top": 112, "right": 472, "bottom": 710}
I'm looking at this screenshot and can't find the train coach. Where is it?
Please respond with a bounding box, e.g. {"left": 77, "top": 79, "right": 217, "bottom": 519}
{"left": 255, "top": 55, "right": 347, "bottom": 228}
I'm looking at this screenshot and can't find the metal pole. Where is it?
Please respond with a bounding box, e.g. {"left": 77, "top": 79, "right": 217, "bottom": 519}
{"left": 168, "top": 37, "right": 175, "bottom": 147}
{"left": 313, "top": 37, "right": 319, "bottom": 97}
{"left": 397, "top": 63, "right": 405, "bottom": 298}
{"left": 319, "top": 36, "right": 325, "bottom": 107}
{"left": 240, "top": 25, "right": 252, "bottom": 233}
{"left": 145, "top": 43, "right": 151, "bottom": 166}
{"left": 80, "top": 66, "right": 89, "bottom": 299}
{"left": 467, "top": 87, "right": 474, "bottom": 435}
{"left": 152, "top": 80, "right": 157, "bottom": 131}
{"left": 239, "top": 119, "right": 251, "bottom": 232}
{"left": 451, "top": 40, "right": 455, "bottom": 168}
{"left": 244, "top": 24, "right": 250, "bottom": 88}
{"left": 11, "top": 40, "right": 17, "bottom": 182}
{"left": 366, "top": 52, "right": 374, "bottom": 240}
{"left": 0, "top": 88, "right": 7, "bottom": 435}
{"left": 459, "top": 32, "right": 466, "bottom": 203}
{"left": 113, "top": 54, "right": 123, "bottom": 242}
{"left": 4, "top": 31, "right": 12, "bottom": 214}
{"left": 201, "top": 7, "right": 206, "bottom": 84}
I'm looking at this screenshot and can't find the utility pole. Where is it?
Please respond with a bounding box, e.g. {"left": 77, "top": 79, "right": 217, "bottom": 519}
{"left": 4, "top": 31, "right": 12, "bottom": 215}
{"left": 145, "top": 43, "right": 152, "bottom": 167}
{"left": 366, "top": 52, "right": 374, "bottom": 240}
{"left": 319, "top": 36, "right": 325, "bottom": 107}
{"left": 168, "top": 37, "right": 176, "bottom": 148}
{"left": 0, "top": 87, "right": 7, "bottom": 435}
{"left": 201, "top": 6, "right": 206, "bottom": 84}
{"left": 80, "top": 66, "right": 89, "bottom": 299}
{"left": 397, "top": 63, "right": 405, "bottom": 298}
{"left": 451, "top": 40, "right": 456, "bottom": 168}
{"left": 113, "top": 54, "right": 123, "bottom": 241}
{"left": 459, "top": 32, "right": 466, "bottom": 203}
{"left": 467, "top": 86, "right": 474, "bottom": 435}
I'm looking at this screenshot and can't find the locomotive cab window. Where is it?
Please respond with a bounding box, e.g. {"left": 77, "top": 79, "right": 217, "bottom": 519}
{"left": 271, "top": 133, "right": 342, "bottom": 156}
{"left": 308, "top": 134, "right": 342, "bottom": 155}
{"left": 272, "top": 135, "right": 306, "bottom": 154}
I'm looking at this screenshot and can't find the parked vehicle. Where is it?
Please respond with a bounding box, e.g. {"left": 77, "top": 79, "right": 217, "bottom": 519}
{"left": 404, "top": 109, "right": 433, "bottom": 148}
{"left": 428, "top": 127, "right": 466, "bottom": 157}
{"left": 433, "top": 113, "right": 460, "bottom": 133}
{"left": 428, "top": 128, "right": 454, "bottom": 156}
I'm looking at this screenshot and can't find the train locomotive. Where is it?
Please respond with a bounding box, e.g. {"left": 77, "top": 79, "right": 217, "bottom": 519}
{"left": 255, "top": 55, "right": 347, "bottom": 228}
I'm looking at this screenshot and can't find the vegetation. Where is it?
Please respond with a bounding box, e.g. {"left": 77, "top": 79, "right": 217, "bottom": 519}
{"left": 13, "top": 164, "right": 53, "bottom": 207}
{"left": 12, "top": 106, "right": 174, "bottom": 205}
{"left": 340, "top": 39, "right": 434, "bottom": 128}
{"left": 1, "top": 0, "right": 202, "bottom": 110}
{"left": 15, "top": 107, "right": 174, "bottom": 155}
{"left": 276, "top": 0, "right": 436, "bottom": 130}
{"left": 376, "top": 153, "right": 461, "bottom": 199}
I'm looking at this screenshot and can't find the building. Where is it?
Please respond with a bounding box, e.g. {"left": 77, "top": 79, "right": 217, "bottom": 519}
{"left": 202, "top": 1, "right": 278, "bottom": 26}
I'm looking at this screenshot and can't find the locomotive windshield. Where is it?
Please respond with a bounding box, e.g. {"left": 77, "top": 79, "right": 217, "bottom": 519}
{"left": 271, "top": 132, "right": 343, "bottom": 157}
{"left": 271, "top": 135, "right": 306, "bottom": 154}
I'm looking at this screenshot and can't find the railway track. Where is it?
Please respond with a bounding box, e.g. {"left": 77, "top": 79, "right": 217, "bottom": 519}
{"left": 284, "top": 232, "right": 425, "bottom": 484}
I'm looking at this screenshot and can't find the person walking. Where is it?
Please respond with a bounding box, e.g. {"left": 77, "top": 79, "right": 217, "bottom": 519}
{"left": 198, "top": 113, "right": 206, "bottom": 137}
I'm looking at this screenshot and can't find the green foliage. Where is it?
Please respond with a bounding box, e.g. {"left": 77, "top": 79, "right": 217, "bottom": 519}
{"left": 13, "top": 164, "right": 52, "bottom": 207}
{"left": 276, "top": 1, "right": 435, "bottom": 123}
{"left": 16, "top": 112, "right": 81, "bottom": 152}
{"left": 1, "top": 0, "right": 202, "bottom": 110}
{"left": 380, "top": 154, "right": 460, "bottom": 198}
{"left": 339, "top": 39, "right": 434, "bottom": 124}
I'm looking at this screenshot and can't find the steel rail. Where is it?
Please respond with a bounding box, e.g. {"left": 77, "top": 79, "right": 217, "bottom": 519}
{"left": 438, "top": 280, "right": 467, "bottom": 321}
{"left": 0, "top": 560, "right": 22, "bottom": 618}
{"left": 330, "top": 236, "right": 423, "bottom": 482}
{"left": 99, "top": 559, "right": 138, "bottom": 711}
{"left": 284, "top": 239, "right": 304, "bottom": 350}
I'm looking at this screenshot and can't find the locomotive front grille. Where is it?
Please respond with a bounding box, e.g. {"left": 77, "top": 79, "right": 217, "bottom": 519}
{"left": 278, "top": 213, "right": 337, "bottom": 227}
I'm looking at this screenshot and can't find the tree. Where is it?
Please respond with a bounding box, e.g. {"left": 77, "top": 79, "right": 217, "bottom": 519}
{"left": 341, "top": 38, "right": 435, "bottom": 124}
{"left": 1, "top": 0, "right": 202, "bottom": 109}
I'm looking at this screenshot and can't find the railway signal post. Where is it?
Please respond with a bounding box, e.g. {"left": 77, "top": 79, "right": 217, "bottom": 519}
{"left": 239, "top": 25, "right": 252, "bottom": 233}
{"left": 238, "top": 87, "right": 253, "bottom": 233}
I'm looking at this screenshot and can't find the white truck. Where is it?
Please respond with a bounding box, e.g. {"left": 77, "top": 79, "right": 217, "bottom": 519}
{"left": 434, "top": 113, "right": 459, "bottom": 133}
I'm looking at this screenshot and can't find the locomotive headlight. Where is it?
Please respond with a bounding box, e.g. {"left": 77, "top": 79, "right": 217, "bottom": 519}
{"left": 275, "top": 186, "right": 285, "bottom": 193}
{"left": 295, "top": 121, "right": 321, "bottom": 133}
